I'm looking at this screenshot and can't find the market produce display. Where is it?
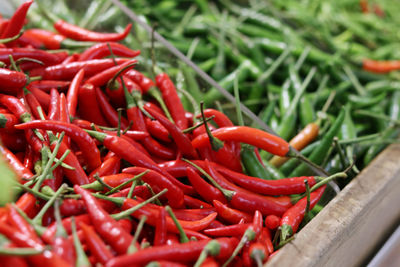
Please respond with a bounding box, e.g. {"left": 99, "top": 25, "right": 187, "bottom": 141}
{"left": 0, "top": 0, "right": 399, "bottom": 266}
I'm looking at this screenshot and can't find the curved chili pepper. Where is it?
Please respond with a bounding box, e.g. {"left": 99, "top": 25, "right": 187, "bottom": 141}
{"left": 123, "top": 167, "right": 185, "bottom": 208}
{"left": 280, "top": 185, "right": 326, "bottom": 241}
{"left": 125, "top": 69, "right": 155, "bottom": 94}
{"left": 216, "top": 165, "right": 317, "bottom": 195}
{"left": 27, "top": 87, "right": 50, "bottom": 112}
{"left": 79, "top": 42, "right": 140, "bottom": 61}
{"left": 203, "top": 223, "right": 251, "bottom": 237}
{"left": 80, "top": 222, "right": 113, "bottom": 265}
{"left": 29, "top": 80, "right": 70, "bottom": 93}
{"left": 0, "top": 145, "right": 33, "bottom": 181}
{"left": 362, "top": 59, "right": 400, "bottom": 73}
{"left": 145, "top": 107, "right": 198, "bottom": 158}
{"left": 0, "top": 68, "right": 27, "bottom": 93}
{"left": 0, "top": 48, "right": 66, "bottom": 66}
{"left": 30, "top": 58, "right": 128, "bottom": 80}
{"left": 212, "top": 200, "right": 252, "bottom": 224}
{"left": 95, "top": 87, "right": 129, "bottom": 128}
{"left": 145, "top": 116, "right": 171, "bottom": 142}
{"left": 154, "top": 207, "right": 167, "bottom": 246}
{"left": 155, "top": 73, "right": 188, "bottom": 130}
{"left": 0, "top": 222, "right": 70, "bottom": 267}
{"left": 0, "top": 0, "right": 32, "bottom": 42}
{"left": 15, "top": 120, "right": 101, "bottom": 171}
{"left": 104, "top": 76, "right": 140, "bottom": 107}
{"left": 50, "top": 135, "right": 90, "bottom": 185}
{"left": 0, "top": 94, "right": 30, "bottom": 121}
{"left": 74, "top": 185, "right": 136, "bottom": 254}
{"left": 183, "top": 195, "right": 213, "bottom": 209}
{"left": 25, "top": 90, "right": 47, "bottom": 120}
{"left": 54, "top": 20, "right": 132, "bottom": 42}
{"left": 186, "top": 167, "right": 226, "bottom": 204}
{"left": 15, "top": 193, "right": 39, "bottom": 218}
{"left": 105, "top": 237, "right": 238, "bottom": 267}
{"left": 89, "top": 154, "right": 121, "bottom": 180}
{"left": 0, "top": 113, "right": 18, "bottom": 133}
{"left": 192, "top": 126, "right": 290, "bottom": 157}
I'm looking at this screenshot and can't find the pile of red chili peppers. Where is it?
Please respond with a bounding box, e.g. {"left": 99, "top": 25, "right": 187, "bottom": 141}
{"left": 0, "top": 1, "right": 347, "bottom": 266}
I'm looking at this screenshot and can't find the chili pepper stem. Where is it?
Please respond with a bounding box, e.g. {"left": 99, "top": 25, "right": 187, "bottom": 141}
{"left": 12, "top": 204, "right": 47, "bottom": 236}
{"left": 222, "top": 227, "right": 256, "bottom": 267}
{"left": 200, "top": 102, "right": 224, "bottom": 151}
{"left": 71, "top": 217, "right": 91, "bottom": 267}
{"left": 128, "top": 215, "right": 147, "bottom": 253}
{"left": 193, "top": 240, "right": 221, "bottom": 267}
{"left": 165, "top": 205, "right": 189, "bottom": 243}
{"left": 32, "top": 184, "right": 67, "bottom": 226}
{"left": 0, "top": 247, "right": 44, "bottom": 256}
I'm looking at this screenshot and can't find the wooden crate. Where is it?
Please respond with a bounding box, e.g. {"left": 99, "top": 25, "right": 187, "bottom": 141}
{"left": 266, "top": 144, "right": 400, "bottom": 267}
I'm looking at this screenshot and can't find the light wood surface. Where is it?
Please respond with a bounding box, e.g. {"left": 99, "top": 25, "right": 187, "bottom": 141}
{"left": 266, "top": 144, "right": 400, "bottom": 267}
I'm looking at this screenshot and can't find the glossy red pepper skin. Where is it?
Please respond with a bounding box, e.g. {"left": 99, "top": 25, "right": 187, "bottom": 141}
{"left": 27, "top": 87, "right": 50, "bottom": 112}
{"left": 78, "top": 83, "right": 108, "bottom": 126}
{"left": 154, "top": 207, "right": 167, "bottom": 246}
{"left": 192, "top": 126, "right": 290, "bottom": 157}
{"left": 80, "top": 222, "right": 114, "bottom": 265}
{"left": 0, "top": 48, "right": 66, "bottom": 66}
{"left": 0, "top": 145, "right": 33, "bottom": 181}
{"left": 79, "top": 42, "right": 140, "bottom": 61}
{"left": 217, "top": 166, "right": 317, "bottom": 195}
{"left": 0, "top": 68, "right": 27, "bottom": 93}
{"left": 203, "top": 223, "right": 251, "bottom": 237}
{"left": 0, "top": 113, "right": 18, "bottom": 133}
{"left": 105, "top": 237, "right": 238, "bottom": 267}
{"left": 265, "top": 215, "right": 280, "bottom": 230}
{"left": 125, "top": 69, "right": 155, "bottom": 94}
{"left": 86, "top": 59, "right": 138, "bottom": 87}
{"left": 183, "top": 195, "right": 213, "bottom": 209}
{"left": 54, "top": 20, "right": 132, "bottom": 42}
{"left": 145, "top": 116, "right": 171, "bottom": 142}
{"left": 66, "top": 69, "right": 85, "bottom": 118}
{"left": 15, "top": 193, "right": 39, "bottom": 218}
{"left": 30, "top": 58, "right": 128, "bottom": 80}
{"left": 280, "top": 185, "right": 326, "bottom": 234}
{"left": 212, "top": 200, "right": 253, "bottom": 224}
{"left": 156, "top": 73, "right": 188, "bottom": 130}
{"left": 7, "top": 205, "right": 43, "bottom": 245}
{"left": 95, "top": 87, "right": 129, "bottom": 128}
{"left": 186, "top": 167, "right": 227, "bottom": 204}
{"left": 21, "top": 29, "right": 66, "bottom": 49}
{"left": 89, "top": 154, "right": 121, "bottom": 180}
{"left": 25, "top": 90, "right": 47, "bottom": 120}
{"left": 74, "top": 185, "right": 136, "bottom": 254}
{"left": 123, "top": 167, "right": 184, "bottom": 208}
{"left": 28, "top": 80, "right": 70, "bottom": 93}
{"left": 48, "top": 88, "right": 60, "bottom": 120}
{"left": 145, "top": 107, "right": 198, "bottom": 158}
{"left": 16, "top": 120, "right": 101, "bottom": 171}
{"left": 0, "top": 0, "right": 33, "bottom": 43}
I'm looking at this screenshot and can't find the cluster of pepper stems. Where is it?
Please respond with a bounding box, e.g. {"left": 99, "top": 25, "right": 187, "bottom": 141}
{"left": 0, "top": 1, "right": 349, "bottom": 267}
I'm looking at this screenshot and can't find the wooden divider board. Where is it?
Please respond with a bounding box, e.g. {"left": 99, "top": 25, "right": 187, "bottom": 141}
{"left": 266, "top": 144, "right": 400, "bottom": 267}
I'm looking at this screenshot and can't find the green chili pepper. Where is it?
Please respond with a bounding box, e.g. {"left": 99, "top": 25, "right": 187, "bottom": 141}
{"left": 241, "top": 145, "right": 283, "bottom": 180}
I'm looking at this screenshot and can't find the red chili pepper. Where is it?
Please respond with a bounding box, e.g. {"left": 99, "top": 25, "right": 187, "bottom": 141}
{"left": 217, "top": 165, "right": 317, "bottom": 195}
{"left": 50, "top": 135, "right": 90, "bottom": 185}
{"left": 15, "top": 120, "right": 102, "bottom": 171}
{"left": 86, "top": 59, "right": 137, "bottom": 87}
{"left": 89, "top": 154, "right": 121, "bottom": 180}
{"left": 193, "top": 126, "right": 290, "bottom": 156}
{"left": 29, "top": 58, "right": 128, "bottom": 80}
{"left": 0, "top": 48, "right": 66, "bottom": 66}
{"left": 86, "top": 130, "right": 193, "bottom": 195}
{"left": 54, "top": 20, "right": 132, "bottom": 42}
{"left": 23, "top": 144, "right": 34, "bottom": 170}
{"left": 80, "top": 222, "right": 114, "bottom": 265}
{"left": 0, "top": 222, "right": 70, "bottom": 267}
{"left": 183, "top": 195, "right": 213, "bottom": 209}
{"left": 79, "top": 42, "right": 140, "bottom": 61}
{"left": 95, "top": 87, "right": 129, "bottom": 128}
{"left": 48, "top": 88, "right": 60, "bottom": 120}
{"left": 78, "top": 83, "right": 109, "bottom": 126}
{"left": 0, "top": 132, "right": 26, "bottom": 151}
{"left": 145, "top": 107, "right": 198, "bottom": 158}
{"left": 123, "top": 167, "right": 185, "bottom": 208}
{"left": 258, "top": 228, "right": 274, "bottom": 254}
{"left": 125, "top": 69, "right": 155, "bottom": 94}
{"left": 15, "top": 193, "right": 39, "bottom": 218}
{"left": 0, "top": 68, "right": 27, "bottom": 94}
{"left": 145, "top": 116, "right": 171, "bottom": 142}
{"left": 154, "top": 207, "right": 167, "bottom": 246}
{"left": 74, "top": 185, "right": 136, "bottom": 254}
{"left": 212, "top": 200, "right": 253, "bottom": 224}
{"left": 27, "top": 87, "right": 50, "bottom": 112}
{"left": 155, "top": 73, "right": 188, "bottom": 130}
{"left": 249, "top": 242, "right": 269, "bottom": 266}
{"left": 203, "top": 223, "right": 251, "bottom": 237}
{"left": 186, "top": 167, "right": 227, "bottom": 204}
{"left": 0, "top": 144, "right": 33, "bottom": 181}
{"left": 265, "top": 215, "right": 280, "bottom": 230}
{"left": 66, "top": 68, "right": 84, "bottom": 118}
{"left": 0, "top": 0, "right": 33, "bottom": 42}
{"left": 362, "top": 59, "right": 400, "bottom": 73}
{"left": 21, "top": 29, "right": 66, "bottom": 49}
{"left": 25, "top": 90, "right": 47, "bottom": 120}
{"left": 41, "top": 214, "right": 90, "bottom": 244}
{"left": 280, "top": 185, "right": 326, "bottom": 240}
{"left": 0, "top": 113, "right": 19, "bottom": 133}
{"left": 28, "top": 80, "right": 70, "bottom": 93}
{"left": 105, "top": 237, "right": 238, "bottom": 267}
